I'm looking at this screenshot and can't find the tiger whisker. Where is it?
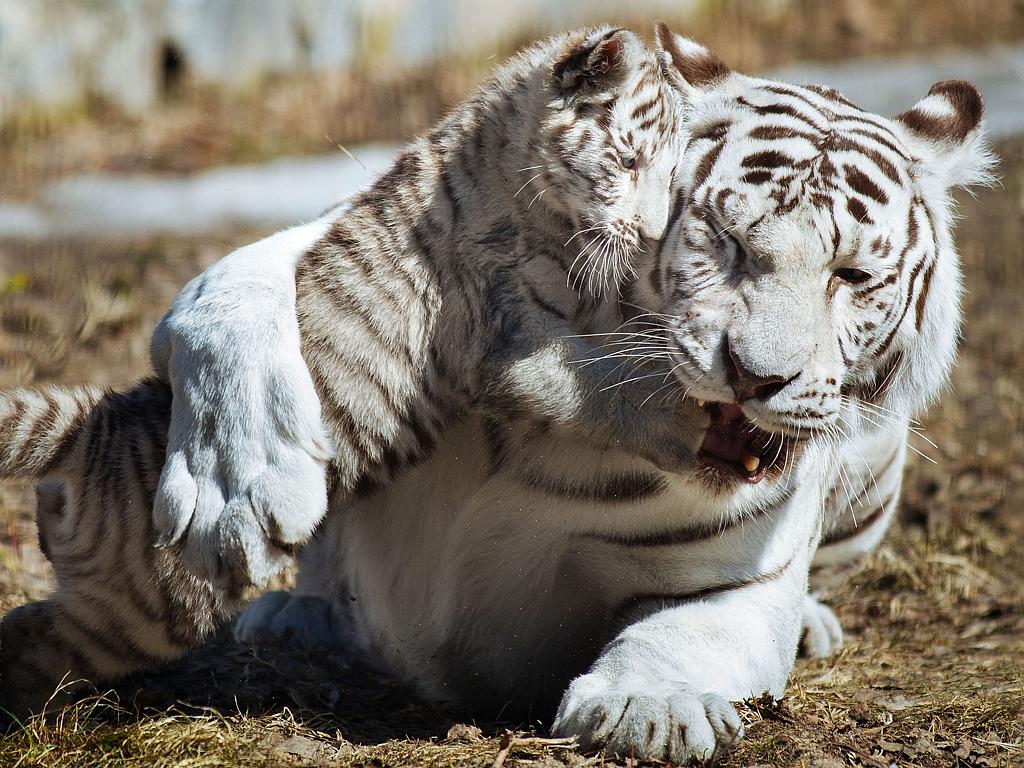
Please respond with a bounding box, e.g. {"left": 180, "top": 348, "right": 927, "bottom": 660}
{"left": 527, "top": 187, "right": 549, "bottom": 210}
{"left": 640, "top": 379, "right": 682, "bottom": 409}
{"left": 836, "top": 414, "right": 886, "bottom": 513}
{"left": 843, "top": 398, "right": 936, "bottom": 448}
{"left": 599, "top": 368, "right": 679, "bottom": 393}
{"left": 564, "top": 224, "right": 605, "bottom": 247}
{"left": 572, "top": 351, "right": 672, "bottom": 368}
{"left": 567, "top": 234, "right": 604, "bottom": 292}
{"left": 513, "top": 172, "right": 546, "bottom": 198}
{"left": 586, "top": 236, "right": 604, "bottom": 295}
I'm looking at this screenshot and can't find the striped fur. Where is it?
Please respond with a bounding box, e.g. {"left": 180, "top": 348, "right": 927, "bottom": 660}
{"left": 3, "top": 27, "right": 993, "bottom": 765}
{"left": 0, "top": 381, "right": 234, "bottom": 718}
{"left": 1, "top": 26, "right": 688, "bottom": 720}
{"left": 295, "top": 27, "right": 689, "bottom": 499}
{"left": 230, "top": 32, "right": 991, "bottom": 765}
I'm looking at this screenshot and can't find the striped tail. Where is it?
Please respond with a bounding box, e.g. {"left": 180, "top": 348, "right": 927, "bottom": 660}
{"left": 0, "top": 385, "right": 106, "bottom": 479}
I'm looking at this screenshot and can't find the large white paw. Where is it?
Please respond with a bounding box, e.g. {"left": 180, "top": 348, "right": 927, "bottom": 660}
{"left": 150, "top": 246, "right": 334, "bottom": 590}
{"left": 552, "top": 674, "right": 743, "bottom": 765}
{"left": 233, "top": 591, "right": 360, "bottom": 652}
{"left": 800, "top": 595, "right": 844, "bottom": 658}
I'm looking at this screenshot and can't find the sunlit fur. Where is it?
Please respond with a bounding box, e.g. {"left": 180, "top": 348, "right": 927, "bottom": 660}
{"left": 0, "top": 30, "right": 993, "bottom": 767}
{"left": 0, "top": 27, "right": 689, "bottom": 720}
{"left": 234, "top": 36, "right": 993, "bottom": 766}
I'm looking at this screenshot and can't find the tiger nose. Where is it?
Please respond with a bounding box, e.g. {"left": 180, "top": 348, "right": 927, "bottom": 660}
{"left": 639, "top": 217, "right": 667, "bottom": 241}
{"left": 635, "top": 209, "right": 668, "bottom": 242}
{"left": 724, "top": 339, "right": 798, "bottom": 402}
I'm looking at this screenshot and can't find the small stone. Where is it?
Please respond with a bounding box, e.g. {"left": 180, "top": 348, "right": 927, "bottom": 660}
{"left": 276, "top": 734, "right": 329, "bottom": 760}
{"left": 445, "top": 723, "right": 484, "bottom": 742}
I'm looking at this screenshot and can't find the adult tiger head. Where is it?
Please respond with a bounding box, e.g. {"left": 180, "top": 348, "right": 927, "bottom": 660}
{"left": 628, "top": 26, "right": 994, "bottom": 484}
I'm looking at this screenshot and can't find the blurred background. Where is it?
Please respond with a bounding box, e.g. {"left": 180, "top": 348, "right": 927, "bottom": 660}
{"left": 0, "top": 2, "right": 1021, "bottom": 765}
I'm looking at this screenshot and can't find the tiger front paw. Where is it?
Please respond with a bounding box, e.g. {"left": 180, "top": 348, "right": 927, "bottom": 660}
{"left": 151, "top": 295, "right": 334, "bottom": 590}
{"left": 800, "top": 595, "right": 844, "bottom": 658}
{"left": 552, "top": 673, "right": 743, "bottom": 764}
{"left": 153, "top": 386, "right": 333, "bottom": 590}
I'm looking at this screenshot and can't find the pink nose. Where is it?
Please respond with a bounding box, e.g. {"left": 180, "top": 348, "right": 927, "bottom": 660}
{"left": 724, "top": 340, "right": 797, "bottom": 402}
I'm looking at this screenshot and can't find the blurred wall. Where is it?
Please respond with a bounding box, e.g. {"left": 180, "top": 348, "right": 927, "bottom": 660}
{"left": 0, "top": 0, "right": 706, "bottom": 121}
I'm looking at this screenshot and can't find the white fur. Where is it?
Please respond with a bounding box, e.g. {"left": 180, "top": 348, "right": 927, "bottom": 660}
{"left": 150, "top": 214, "right": 337, "bottom": 586}
{"left": 158, "top": 33, "right": 992, "bottom": 763}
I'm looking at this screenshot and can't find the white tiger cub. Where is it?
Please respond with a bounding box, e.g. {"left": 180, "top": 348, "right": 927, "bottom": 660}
{"left": 149, "top": 25, "right": 690, "bottom": 591}
{"left": 157, "top": 28, "right": 993, "bottom": 764}
{"left": 0, "top": 26, "right": 693, "bottom": 719}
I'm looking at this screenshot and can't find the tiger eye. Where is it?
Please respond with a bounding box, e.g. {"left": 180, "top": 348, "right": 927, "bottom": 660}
{"left": 834, "top": 268, "right": 873, "bottom": 284}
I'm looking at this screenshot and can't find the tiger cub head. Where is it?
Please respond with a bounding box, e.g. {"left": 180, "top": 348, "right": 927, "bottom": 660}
{"left": 532, "top": 26, "right": 686, "bottom": 294}
{"left": 629, "top": 26, "right": 993, "bottom": 479}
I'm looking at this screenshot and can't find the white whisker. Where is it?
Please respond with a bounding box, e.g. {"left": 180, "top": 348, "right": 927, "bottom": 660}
{"left": 513, "top": 172, "right": 545, "bottom": 198}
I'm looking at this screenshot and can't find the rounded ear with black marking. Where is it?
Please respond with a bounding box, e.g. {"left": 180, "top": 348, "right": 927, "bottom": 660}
{"left": 893, "top": 80, "right": 996, "bottom": 191}
{"left": 552, "top": 28, "right": 634, "bottom": 93}
{"left": 653, "top": 21, "right": 731, "bottom": 97}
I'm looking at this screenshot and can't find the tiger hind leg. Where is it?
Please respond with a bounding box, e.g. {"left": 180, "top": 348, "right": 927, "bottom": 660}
{"left": 1, "top": 563, "right": 233, "bottom": 721}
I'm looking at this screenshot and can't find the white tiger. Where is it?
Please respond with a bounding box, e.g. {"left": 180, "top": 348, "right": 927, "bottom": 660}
{"left": 0, "top": 24, "right": 692, "bottom": 718}
{"left": 75, "top": 29, "right": 1003, "bottom": 765}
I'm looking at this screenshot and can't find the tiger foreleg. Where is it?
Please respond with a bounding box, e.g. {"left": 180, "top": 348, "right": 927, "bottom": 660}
{"left": 150, "top": 217, "right": 337, "bottom": 590}
{"left": 552, "top": 544, "right": 810, "bottom": 764}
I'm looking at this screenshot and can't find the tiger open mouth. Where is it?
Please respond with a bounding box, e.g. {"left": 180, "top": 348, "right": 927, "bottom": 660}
{"left": 696, "top": 402, "right": 786, "bottom": 484}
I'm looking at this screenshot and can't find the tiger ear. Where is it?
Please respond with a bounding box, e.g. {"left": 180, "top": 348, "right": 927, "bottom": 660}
{"left": 552, "top": 28, "right": 633, "bottom": 93}
{"left": 893, "top": 80, "right": 996, "bottom": 191}
{"left": 653, "top": 21, "right": 731, "bottom": 97}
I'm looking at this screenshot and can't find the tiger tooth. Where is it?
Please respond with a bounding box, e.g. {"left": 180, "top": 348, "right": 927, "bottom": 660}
{"left": 742, "top": 453, "right": 760, "bottom": 473}
{"left": 696, "top": 399, "right": 706, "bottom": 407}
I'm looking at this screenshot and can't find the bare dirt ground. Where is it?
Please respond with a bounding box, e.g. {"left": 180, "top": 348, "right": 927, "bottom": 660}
{"left": 1, "top": 5, "right": 1023, "bottom": 763}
